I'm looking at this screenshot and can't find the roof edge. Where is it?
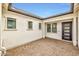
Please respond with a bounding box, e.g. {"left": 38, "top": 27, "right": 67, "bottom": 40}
{"left": 8, "top": 3, "right": 43, "bottom": 20}
{"left": 8, "top": 3, "right": 74, "bottom": 20}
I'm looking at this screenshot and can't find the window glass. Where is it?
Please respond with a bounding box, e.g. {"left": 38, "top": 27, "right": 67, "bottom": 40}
{"left": 39, "top": 23, "right": 41, "bottom": 30}
{"left": 28, "top": 21, "right": 32, "bottom": 29}
{"left": 52, "top": 23, "right": 57, "bottom": 33}
{"left": 47, "top": 24, "right": 51, "bottom": 32}
{"left": 7, "top": 17, "right": 16, "bottom": 29}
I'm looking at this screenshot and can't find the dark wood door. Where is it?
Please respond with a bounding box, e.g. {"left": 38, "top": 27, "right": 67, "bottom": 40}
{"left": 62, "top": 22, "right": 72, "bottom": 41}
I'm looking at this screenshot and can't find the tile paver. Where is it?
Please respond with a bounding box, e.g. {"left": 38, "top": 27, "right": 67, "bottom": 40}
{"left": 6, "top": 38, "right": 79, "bottom": 56}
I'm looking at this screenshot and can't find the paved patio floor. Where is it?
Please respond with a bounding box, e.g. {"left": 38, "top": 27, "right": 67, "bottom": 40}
{"left": 6, "top": 38, "right": 79, "bottom": 56}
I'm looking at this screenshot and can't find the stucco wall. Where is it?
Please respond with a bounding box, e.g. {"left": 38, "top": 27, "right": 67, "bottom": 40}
{"left": 43, "top": 14, "right": 73, "bottom": 39}
{"left": 43, "top": 13, "right": 79, "bottom": 47}
{"left": 2, "top": 11, "right": 43, "bottom": 49}
{"left": 72, "top": 3, "right": 79, "bottom": 47}
{"left": 45, "top": 21, "right": 62, "bottom": 40}
{"left": 0, "top": 4, "right": 2, "bottom": 47}
{"left": 45, "top": 19, "right": 73, "bottom": 40}
{"left": 44, "top": 14, "right": 73, "bottom": 22}
{"left": 0, "top": 4, "right": 1, "bottom": 47}
{"left": 78, "top": 11, "right": 79, "bottom": 47}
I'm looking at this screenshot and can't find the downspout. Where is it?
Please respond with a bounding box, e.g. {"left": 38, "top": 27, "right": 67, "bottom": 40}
{"left": 77, "top": 11, "right": 79, "bottom": 47}
{"left": 76, "top": 16, "right": 78, "bottom": 47}
{"left": 42, "top": 21, "right": 43, "bottom": 38}
{"left": 45, "top": 22, "right": 47, "bottom": 38}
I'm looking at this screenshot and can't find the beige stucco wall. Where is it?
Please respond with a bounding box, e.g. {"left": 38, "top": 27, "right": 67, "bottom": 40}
{"left": 75, "top": 3, "right": 79, "bottom": 48}
{"left": 44, "top": 14, "right": 73, "bottom": 22}
{"left": 78, "top": 11, "right": 79, "bottom": 47}
{"left": 43, "top": 14, "right": 73, "bottom": 38}
{"left": 77, "top": 4, "right": 79, "bottom": 47}
{"left": 43, "top": 3, "right": 79, "bottom": 48}
{"left": 73, "top": 3, "right": 79, "bottom": 47}
{"left": 0, "top": 4, "right": 2, "bottom": 47}
{"left": 45, "top": 21, "right": 62, "bottom": 40}
{"left": 43, "top": 13, "right": 77, "bottom": 46}
{"left": 0, "top": 4, "right": 1, "bottom": 47}
{"left": 2, "top": 10, "right": 43, "bottom": 49}
{"left": 46, "top": 20, "right": 72, "bottom": 40}
{"left": 42, "top": 22, "right": 46, "bottom": 38}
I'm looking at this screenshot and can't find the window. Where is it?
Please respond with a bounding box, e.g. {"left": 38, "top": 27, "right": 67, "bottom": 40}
{"left": 39, "top": 23, "right": 41, "bottom": 30}
{"left": 52, "top": 23, "right": 57, "bottom": 33}
{"left": 47, "top": 24, "right": 51, "bottom": 32}
{"left": 7, "top": 17, "right": 16, "bottom": 29}
{"left": 28, "top": 21, "right": 33, "bottom": 29}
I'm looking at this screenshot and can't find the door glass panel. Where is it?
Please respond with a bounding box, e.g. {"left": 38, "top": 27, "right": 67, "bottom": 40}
{"left": 47, "top": 24, "right": 51, "bottom": 32}
{"left": 64, "top": 24, "right": 70, "bottom": 26}
{"left": 64, "top": 30, "right": 70, "bottom": 32}
{"left": 64, "top": 27, "right": 70, "bottom": 29}
{"left": 64, "top": 36, "right": 70, "bottom": 39}
{"left": 64, "top": 33, "right": 70, "bottom": 36}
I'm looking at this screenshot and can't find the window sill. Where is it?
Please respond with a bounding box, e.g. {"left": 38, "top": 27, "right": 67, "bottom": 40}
{"left": 4, "top": 29, "right": 17, "bottom": 31}
{"left": 47, "top": 32, "right": 52, "bottom": 33}
{"left": 39, "top": 29, "right": 42, "bottom": 30}
{"left": 26, "top": 29, "right": 33, "bottom": 31}
{"left": 47, "top": 32, "right": 57, "bottom": 33}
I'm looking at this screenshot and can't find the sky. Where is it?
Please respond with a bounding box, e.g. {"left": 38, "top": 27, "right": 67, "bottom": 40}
{"left": 12, "top": 3, "right": 71, "bottom": 18}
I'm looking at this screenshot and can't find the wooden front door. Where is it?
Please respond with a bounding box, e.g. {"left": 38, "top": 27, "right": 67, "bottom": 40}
{"left": 62, "top": 22, "right": 72, "bottom": 41}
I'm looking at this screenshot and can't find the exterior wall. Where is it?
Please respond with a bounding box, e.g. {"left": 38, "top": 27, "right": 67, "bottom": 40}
{"left": 45, "top": 19, "right": 73, "bottom": 40}
{"left": 44, "top": 14, "right": 73, "bottom": 22}
{"left": 0, "top": 4, "right": 2, "bottom": 47}
{"left": 45, "top": 21, "right": 62, "bottom": 40}
{"left": 44, "top": 14, "right": 74, "bottom": 40}
{"left": 78, "top": 11, "right": 79, "bottom": 47}
{"left": 2, "top": 11, "right": 43, "bottom": 49}
{"left": 72, "top": 13, "right": 77, "bottom": 46}
{"left": 44, "top": 11, "right": 79, "bottom": 48}
{"left": 75, "top": 4, "right": 79, "bottom": 47}
{"left": 73, "top": 3, "right": 79, "bottom": 47}
{"left": 42, "top": 22, "right": 46, "bottom": 38}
